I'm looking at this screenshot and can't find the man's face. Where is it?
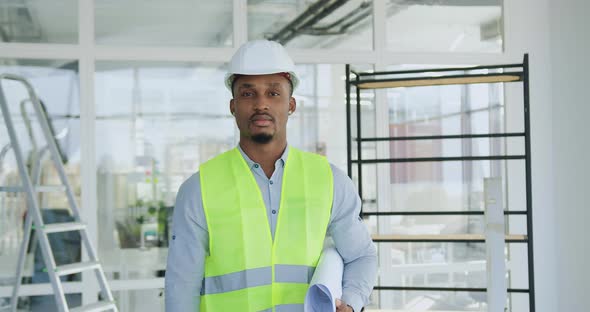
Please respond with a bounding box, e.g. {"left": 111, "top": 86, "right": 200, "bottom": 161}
{"left": 230, "top": 74, "right": 296, "bottom": 144}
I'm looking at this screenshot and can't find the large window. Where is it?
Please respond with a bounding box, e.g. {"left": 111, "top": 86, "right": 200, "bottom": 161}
{"left": 94, "top": 62, "right": 232, "bottom": 282}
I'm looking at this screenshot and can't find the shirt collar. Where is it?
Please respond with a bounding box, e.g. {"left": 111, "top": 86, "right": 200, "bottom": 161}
{"left": 237, "top": 144, "right": 289, "bottom": 169}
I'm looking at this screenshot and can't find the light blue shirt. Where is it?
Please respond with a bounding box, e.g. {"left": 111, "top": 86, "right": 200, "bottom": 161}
{"left": 165, "top": 145, "right": 377, "bottom": 312}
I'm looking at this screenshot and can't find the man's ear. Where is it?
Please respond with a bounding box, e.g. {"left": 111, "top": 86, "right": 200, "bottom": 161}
{"left": 288, "top": 97, "right": 296, "bottom": 114}
{"left": 230, "top": 98, "right": 235, "bottom": 116}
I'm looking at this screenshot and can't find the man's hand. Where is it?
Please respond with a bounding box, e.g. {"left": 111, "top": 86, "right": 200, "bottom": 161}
{"left": 335, "top": 299, "right": 354, "bottom": 312}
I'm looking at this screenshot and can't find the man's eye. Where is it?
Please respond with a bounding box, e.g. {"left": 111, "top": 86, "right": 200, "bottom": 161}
{"left": 242, "top": 91, "right": 253, "bottom": 97}
{"left": 270, "top": 91, "right": 280, "bottom": 96}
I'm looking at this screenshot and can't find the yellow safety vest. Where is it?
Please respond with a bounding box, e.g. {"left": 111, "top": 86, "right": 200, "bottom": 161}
{"left": 199, "top": 147, "right": 333, "bottom": 312}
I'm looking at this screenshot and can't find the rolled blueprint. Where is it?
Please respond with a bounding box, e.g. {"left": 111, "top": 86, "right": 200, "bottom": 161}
{"left": 304, "top": 241, "right": 344, "bottom": 312}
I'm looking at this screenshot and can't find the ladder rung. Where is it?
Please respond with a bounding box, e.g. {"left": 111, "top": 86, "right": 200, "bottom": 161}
{"left": 0, "top": 185, "right": 66, "bottom": 193}
{"left": 55, "top": 261, "right": 100, "bottom": 276}
{"left": 42, "top": 222, "right": 86, "bottom": 233}
{"left": 0, "top": 186, "right": 24, "bottom": 192}
{"left": 70, "top": 301, "right": 116, "bottom": 312}
{"left": 35, "top": 185, "right": 66, "bottom": 192}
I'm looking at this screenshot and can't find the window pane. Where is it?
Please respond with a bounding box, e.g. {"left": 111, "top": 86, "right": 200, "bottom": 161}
{"left": 0, "top": 0, "right": 78, "bottom": 44}
{"left": 95, "top": 1, "right": 233, "bottom": 47}
{"left": 292, "top": 63, "right": 373, "bottom": 169}
{"left": 386, "top": 0, "right": 503, "bottom": 52}
{"left": 95, "top": 61, "right": 232, "bottom": 280}
{"left": 248, "top": 0, "right": 373, "bottom": 50}
{"left": 0, "top": 59, "right": 81, "bottom": 305}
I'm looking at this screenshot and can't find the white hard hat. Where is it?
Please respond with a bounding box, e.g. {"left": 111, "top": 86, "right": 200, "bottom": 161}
{"left": 225, "top": 40, "right": 299, "bottom": 93}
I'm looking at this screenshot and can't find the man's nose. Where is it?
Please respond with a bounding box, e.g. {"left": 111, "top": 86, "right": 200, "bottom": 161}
{"left": 253, "top": 96, "right": 270, "bottom": 111}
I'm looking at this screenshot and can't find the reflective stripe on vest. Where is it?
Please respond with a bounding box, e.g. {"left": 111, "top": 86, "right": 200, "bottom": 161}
{"left": 200, "top": 265, "right": 315, "bottom": 295}
{"left": 199, "top": 147, "right": 333, "bottom": 311}
{"left": 200, "top": 267, "right": 271, "bottom": 295}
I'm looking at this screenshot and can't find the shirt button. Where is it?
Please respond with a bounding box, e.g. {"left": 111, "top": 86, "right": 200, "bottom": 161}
{"left": 269, "top": 180, "right": 274, "bottom": 185}
{"left": 254, "top": 164, "right": 259, "bottom": 168}
{"left": 272, "top": 210, "right": 276, "bottom": 214}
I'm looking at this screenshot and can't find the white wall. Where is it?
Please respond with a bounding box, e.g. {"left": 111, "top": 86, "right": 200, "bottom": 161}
{"left": 510, "top": 0, "right": 590, "bottom": 310}
{"left": 505, "top": 1, "right": 557, "bottom": 311}
{"left": 549, "top": 0, "right": 590, "bottom": 310}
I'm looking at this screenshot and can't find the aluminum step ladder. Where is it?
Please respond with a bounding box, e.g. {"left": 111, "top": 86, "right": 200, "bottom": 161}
{"left": 0, "top": 74, "right": 117, "bottom": 312}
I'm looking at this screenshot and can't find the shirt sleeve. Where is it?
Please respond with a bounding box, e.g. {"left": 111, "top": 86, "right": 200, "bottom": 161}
{"left": 327, "top": 165, "right": 378, "bottom": 312}
{"left": 165, "top": 173, "right": 209, "bottom": 312}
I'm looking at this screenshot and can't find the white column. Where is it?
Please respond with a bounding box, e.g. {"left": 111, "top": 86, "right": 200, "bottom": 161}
{"left": 79, "top": 0, "right": 100, "bottom": 305}
{"left": 548, "top": 0, "right": 590, "bottom": 311}
{"left": 503, "top": 1, "right": 557, "bottom": 311}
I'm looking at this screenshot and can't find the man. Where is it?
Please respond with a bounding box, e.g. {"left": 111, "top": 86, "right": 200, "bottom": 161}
{"left": 165, "top": 40, "right": 377, "bottom": 312}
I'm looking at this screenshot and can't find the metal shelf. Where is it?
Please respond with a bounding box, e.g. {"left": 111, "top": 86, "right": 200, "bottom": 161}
{"left": 345, "top": 54, "right": 536, "bottom": 311}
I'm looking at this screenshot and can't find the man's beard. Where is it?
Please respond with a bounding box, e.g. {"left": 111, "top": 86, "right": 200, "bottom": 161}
{"left": 252, "top": 133, "right": 273, "bottom": 144}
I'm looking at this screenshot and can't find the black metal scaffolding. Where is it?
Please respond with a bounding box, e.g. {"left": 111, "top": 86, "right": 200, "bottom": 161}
{"left": 345, "top": 55, "right": 535, "bottom": 311}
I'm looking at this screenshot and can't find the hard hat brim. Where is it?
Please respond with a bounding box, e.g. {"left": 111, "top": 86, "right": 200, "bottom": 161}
{"left": 225, "top": 71, "right": 299, "bottom": 93}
